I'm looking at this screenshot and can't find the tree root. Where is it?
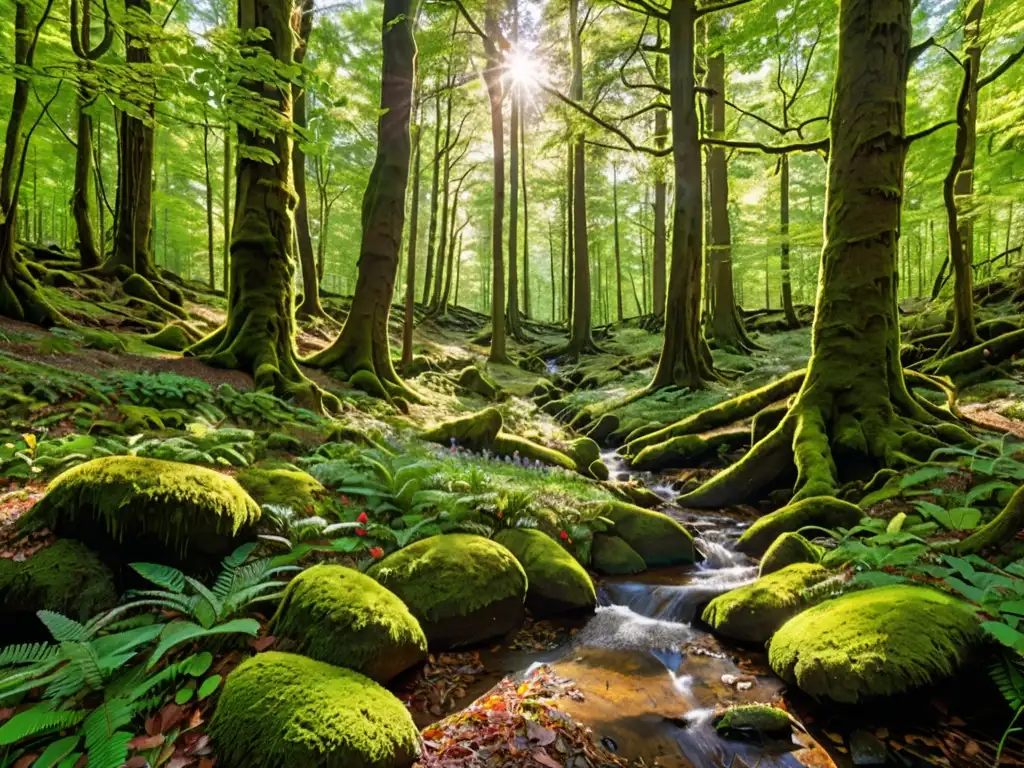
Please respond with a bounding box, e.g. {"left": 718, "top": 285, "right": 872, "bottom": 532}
{"left": 0, "top": 255, "right": 66, "bottom": 327}
{"left": 958, "top": 484, "right": 1024, "bottom": 555}
{"left": 921, "top": 328, "right": 1024, "bottom": 379}
{"left": 305, "top": 331, "right": 422, "bottom": 407}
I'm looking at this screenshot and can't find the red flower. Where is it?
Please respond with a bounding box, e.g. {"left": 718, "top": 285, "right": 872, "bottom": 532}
{"left": 356, "top": 527, "right": 367, "bottom": 537}
{"left": 369, "top": 546, "right": 384, "bottom": 559}
{"left": 340, "top": 495, "right": 351, "bottom": 505}
{"left": 559, "top": 530, "right": 569, "bottom": 541}
{"left": 357, "top": 512, "right": 369, "bottom": 524}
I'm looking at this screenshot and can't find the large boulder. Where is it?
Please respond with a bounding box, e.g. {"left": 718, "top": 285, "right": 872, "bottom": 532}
{"left": 236, "top": 466, "right": 325, "bottom": 512}
{"left": 210, "top": 652, "right": 419, "bottom": 768}
{"left": 701, "top": 563, "right": 832, "bottom": 644}
{"left": 495, "top": 529, "right": 596, "bottom": 617}
{"left": 20, "top": 456, "right": 260, "bottom": 561}
{"left": 591, "top": 533, "right": 647, "bottom": 575}
{"left": 736, "top": 497, "right": 862, "bottom": 556}
{"left": 0, "top": 540, "right": 117, "bottom": 642}
{"left": 769, "top": 585, "right": 983, "bottom": 703}
{"left": 270, "top": 565, "right": 427, "bottom": 682}
{"left": 367, "top": 534, "right": 527, "bottom": 650}
{"left": 603, "top": 501, "right": 697, "bottom": 567}
{"left": 758, "top": 532, "right": 823, "bottom": 577}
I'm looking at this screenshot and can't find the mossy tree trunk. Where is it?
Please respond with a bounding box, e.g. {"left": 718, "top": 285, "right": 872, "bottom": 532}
{"left": 565, "top": 142, "right": 574, "bottom": 325}
{"left": 653, "top": 48, "right": 668, "bottom": 320}
{"left": 505, "top": 0, "right": 527, "bottom": 340}
{"left": 483, "top": 1, "right": 510, "bottom": 364}
{"left": 779, "top": 154, "right": 800, "bottom": 328}
{"left": 294, "top": 0, "right": 327, "bottom": 320}
{"left": 678, "top": 0, "right": 966, "bottom": 508}
{"left": 222, "top": 125, "right": 232, "bottom": 292}
{"left": 306, "top": 0, "right": 416, "bottom": 401}
{"left": 0, "top": 0, "right": 64, "bottom": 326}
{"left": 649, "top": 0, "right": 713, "bottom": 390}
{"left": 705, "top": 45, "right": 759, "bottom": 354}
{"left": 402, "top": 81, "right": 422, "bottom": 368}
{"left": 203, "top": 121, "right": 215, "bottom": 289}
{"left": 422, "top": 85, "right": 442, "bottom": 305}
{"left": 188, "top": 0, "right": 326, "bottom": 409}
{"left": 522, "top": 112, "right": 531, "bottom": 319}
{"left": 101, "top": 0, "right": 182, "bottom": 306}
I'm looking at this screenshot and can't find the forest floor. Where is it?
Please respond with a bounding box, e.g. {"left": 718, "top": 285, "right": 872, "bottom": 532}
{"left": 3, "top": 276, "right": 1024, "bottom": 768}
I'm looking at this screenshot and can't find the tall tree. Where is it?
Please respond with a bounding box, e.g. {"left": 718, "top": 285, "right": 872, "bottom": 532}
{"left": 505, "top": 0, "right": 527, "bottom": 339}
{"left": 402, "top": 81, "right": 422, "bottom": 367}
{"left": 307, "top": 0, "right": 417, "bottom": 400}
{"left": 188, "top": 0, "right": 324, "bottom": 407}
{"left": 422, "top": 83, "right": 443, "bottom": 303}
{"left": 612, "top": 161, "right": 624, "bottom": 322}
{"left": 652, "top": 46, "right": 667, "bottom": 319}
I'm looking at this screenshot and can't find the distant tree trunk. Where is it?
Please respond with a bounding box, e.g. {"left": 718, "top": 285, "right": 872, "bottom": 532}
{"left": 102, "top": 0, "right": 181, "bottom": 305}
{"left": 565, "top": 142, "right": 574, "bottom": 325}
{"left": 705, "top": 43, "right": 758, "bottom": 353}
{"left": 0, "top": 0, "right": 63, "bottom": 325}
{"left": 439, "top": 174, "right": 467, "bottom": 314}
{"left": 422, "top": 84, "right": 442, "bottom": 304}
{"left": 649, "top": 0, "right": 713, "bottom": 390}
{"left": 483, "top": 1, "right": 509, "bottom": 363}
{"left": 454, "top": 232, "right": 463, "bottom": 306}
{"left": 203, "top": 121, "right": 215, "bottom": 289}
{"left": 521, "top": 106, "right": 531, "bottom": 319}
{"left": 612, "top": 163, "right": 624, "bottom": 322}
{"left": 187, "top": 0, "right": 324, "bottom": 407}
{"left": 222, "top": 126, "right": 231, "bottom": 292}
{"left": 652, "top": 48, "right": 667, "bottom": 319}
{"left": 506, "top": 1, "right": 525, "bottom": 338}
{"left": 306, "top": 0, "right": 416, "bottom": 401}
{"left": 549, "top": 219, "right": 556, "bottom": 323}
{"left": 779, "top": 154, "right": 800, "bottom": 327}
{"left": 402, "top": 83, "right": 422, "bottom": 368}
{"left": 430, "top": 80, "right": 454, "bottom": 311}
{"left": 294, "top": 0, "right": 326, "bottom": 319}
{"left": 560, "top": 191, "right": 567, "bottom": 322}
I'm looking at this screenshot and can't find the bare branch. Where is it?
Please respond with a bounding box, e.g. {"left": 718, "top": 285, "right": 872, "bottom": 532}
{"left": 701, "top": 136, "right": 829, "bottom": 155}
{"left": 609, "top": 0, "right": 668, "bottom": 21}
{"left": 443, "top": 0, "right": 487, "bottom": 41}
{"left": 542, "top": 83, "right": 670, "bottom": 156}
{"left": 908, "top": 35, "right": 936, "bottom": 65}
{"left": 978, "top": 41, "right": 1024, "bottom": 90}
{"left": 904, "top": 119, "right": 956, "bottom": 144}
{"left": 695, "top": 0, "right": 755, "bottom": 19}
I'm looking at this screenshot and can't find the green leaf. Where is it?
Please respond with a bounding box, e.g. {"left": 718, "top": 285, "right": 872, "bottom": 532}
{"left": 900, "top": 465, "right": 952, "bottom": 489}
{"left": 175, "top": 687, "right": 194, "bottom": 704}
{"left": 198, "top": 674, "right": 222, "bottom": 699}
{"left": 130, "top": 563, "right": 186, "bottom": 593}
{"left": 983, "top": 621, "right": 1024, "bottom": 653}
{"left": 187, "top": 651, "right": 214, "bottom": 677}
{"left": 147, "top": 619, "right": 260, "bottom": 669}
{"left": 34, "top": 734, "right": 81, "bottom": 768}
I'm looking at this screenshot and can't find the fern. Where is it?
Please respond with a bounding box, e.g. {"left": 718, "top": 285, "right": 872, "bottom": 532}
{"left": 992, "top": 652, "right": 1024, "bottom": 711}
{"left": 0, "top": 642, "right": 60, "bottom": 667}
{"left": 0, "top": 704, "right": 87, "bottom": 746}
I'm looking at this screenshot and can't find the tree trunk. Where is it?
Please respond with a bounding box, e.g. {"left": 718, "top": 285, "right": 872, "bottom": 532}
{"left": 222, "top": 125, "right": 231, "bottom": 292}
{"left": 306, "top": 0, "right": 416, "bottom": 401}
{"left": 613, "top": 163, "right": 624, "bottom": 322}
{"left": 649, "top": 0, "right": 712, "bottom": 389}
{"left": 680, "top": 0, "right": 942, "bottom": 508}
{"left": 779, "top": 155, "right": 800, "bottom": 328}
{"left": 565, "top": 141, "right": 574, "bottom": 325}
{"left": 402, "top": 82, "right": 421, "bottom": 368}
{"left": 549, "top": 219, "right": 556, "bottom": 323}
{"left": 521, "top": 105, "right": 531, "bottom": 319}
{"left": 484, "top": 1, "right": 509, "bottom": 363}
{"left": 203, "top": 122, "right": 215, "bottom": 289}
{"left": 506, "top": 1, "right": 525, "bottom": 338}
{"left": 188, "top": 0, "right": 325, "bottom": 408}
{"left": 430, "top": 79, "right": 454, "bottom": 311}
{"left": 652, "top": 49, "right": 668, "bottom": 319}
{"left": 422, "top": 85, "right": 442, "bottom": 304}
{"left": 454, "top": 232, "right": 463, "bottom": 306}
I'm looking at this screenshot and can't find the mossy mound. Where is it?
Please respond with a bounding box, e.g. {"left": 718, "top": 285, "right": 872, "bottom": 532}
{"left": 0, "top": 540, "right": 117, "bottom": 636}
{"left": 758, "top": 532, "right": 824, "bottom": 577}
{"left": 587, "top": 459, "right": 610, "bottom": 481}
{"left": 491, "top": 432, "right": 576, "bottom": 470}
{"left": 701, "top": 563, "right": 831, "bottom": 644}
{"left": 210, "top": 651, "right": 419, "bottom": 768}
{"left": 456, "top": 366, "right": 500, "bottom": 399}
{"left": 564, "top": 437, "right": 600, "bottom": 474}
{"left": 713, "top": 704, "right": 793, "bottom": 740}
{"left": 606, "top": 482, "right": 664, "bottom": 509}
{"left": 494, "top": 529, "right": 596, "bottom": 617}
{"left": 421, "top": 408, "right": 503, "bottom": 450}
{"left": 143, "top": 323, "right": 193, "bottom": 351}
{"left": 350, "top": 369, "right": 390, "bottom": 400}
{"left": 21, "top": 456, "right": 260, "bottom": 560}
{"left": 602, "top": 501, "right": 697, "bottom": 567}
{"left": 236, "top": 467, "right": 325, "bottom": 512}
{"left": 736, "top": 497, "right": 862, "bottom": 556}
{"left": 591, "top": 534, "right": 647, "bottom": 575}
{"left": 367, "top": 534, "right": 527, "bottom": 650}
{"left": 769, "top": 585, "right": 983, "bottom": 703}
{"left": 270, "top": 565, "right": 427, "bottom": 682}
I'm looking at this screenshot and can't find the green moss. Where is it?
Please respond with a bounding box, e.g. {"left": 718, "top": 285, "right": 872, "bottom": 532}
{"left": 491, "top": 433, "right": 577, "bottom": 471}
{"left": 210, "top": 651, "right": 419, "bottom": 768}
{"left": 736, "top": 496, "right": 862, "bottom": 556}
{"left": 564, "top": 437, "right": 600, "bottom": 473}
{"left": 591, "top": 533, "right": 647, "bottom": 575}
{"left": 701, "top": 563, "right": 831, "bottom": 644}
{"left": 606, "top": 482, "right": 663, "bottom": 508}
{"left": 631, "top": 427, "right": 748, "bottom": 471}
{"left": 0, "top": 540, "right": 117, "bottom": 622}
{"left": 769, "top": 585, "right": 983, "bottom": 703}
{"left": 270, "top": 565, "right": 426, "bottom": 682}
{"left": 266, "top": 432, "right": 305, "bottom": 452}
{"left": 602, "top": 501, "right": 697, "bottom": 566}
{"left": 457, "top": 366, "right": 500, "bottom": 399}
{"left": 143, "top": 324, "right": 193, "bottom": 351}
{"left": 20, "top": 456, "right": 260, "bottom": 559}
{"left": 587, "top": 459, "right": 610, "bottom": 481}
{"left": 758, "top": 532, "right": 823, "bottom": 577}
{"left": 714, "top": 704, "right": 792, "bottom": 739}
{"left": 494, "top": 529, "right": 596, "bottom": 617}
{"left": 236, "top": 467, "right": 324, "bottom": 512}
{"left": 421, "top": 408, "right": 503, "bottom": 450}
{"left": 350, "top": 369, "right": 390, "bottom": 400}
{"left": 368, "top": 533, "right": 527, "bottom": 649}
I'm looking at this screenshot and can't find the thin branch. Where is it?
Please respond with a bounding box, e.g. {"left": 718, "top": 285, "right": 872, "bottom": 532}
{"left": 908, "top": 35, "right": 936, "bottom": 65}
{"left": 695, "top": 0, "right": 755, "bottom": 19}
{"left": 609, "top": 0, "right": 668, "bottom": 21}
{"left": 978, "top": 42, "right": 1024, "bottom": 90}
{"left": 904, "top": 119, "right": 956, "bottom": 144}
{"left": 542, "top": 83, "right": 670, "bottom": 156}
{"left": 618, "top": 101, "right": 669, "bottom": 123}
{"left": 700, "top": 136, "right": 829, "bottom": 155}
{"left": 32, "top": 83, "right": 77, "bottom": 148}
{"left": 443, "top": 0, "right": 487, "bottom": 41}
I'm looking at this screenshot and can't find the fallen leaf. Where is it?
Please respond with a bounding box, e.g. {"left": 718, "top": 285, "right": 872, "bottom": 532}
{"left": 128, "top": 734, "right": 166, "bottom": 750}
{"left": 527, "top": 720, "right": 556, "bottom": 746}
{"left": 532, "top": 750, "right": 562, "bottom": 767}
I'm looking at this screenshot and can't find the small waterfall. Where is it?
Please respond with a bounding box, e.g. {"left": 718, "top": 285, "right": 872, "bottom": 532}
{"left": 572, "top": 604, "right": 696, "bottom": 652}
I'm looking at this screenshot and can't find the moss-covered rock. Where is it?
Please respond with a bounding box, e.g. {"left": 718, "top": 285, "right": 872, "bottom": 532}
{"left": 236, "top": 467, "right": 325, "bottom": 512}
{"left": 713, "top": 704, "right": 793, "bottom": 740}
{"left": 591, "top": 534, "right": 647, "bottom": 575}
{"left": 421, "top": 408, "right": 503, "bottom": 450}
{"left": 456, "top": 366, "right": 500, "bottom": 400}
{"left": 602, "top": 501, "right": 697, "bottom": 567}
{"left": 758, "top": 532, "right": 824, "bottom": 577}
{"left": 564, "top": 437, "right": 600, "bottom": 474}
{"left": 143, "top": 323, "right": 193, "bottom": 351}
{"left": 0, "top": 540, "right": 117, "bottom": 632}
{"left": 491, "top": 433, "right": 577, "bottom": 471}
{"left": 769, "top": 585, "right": 983, "bottom": 703}
{"left": 21, "top": 456, "right": 260, "bottom": 560}
{"left": 702, "top": 563, "right": 831, "bottom": 644}
{"left": 270, "top": 565, "right": 427, "bottom": 682}
{"left": 368, "top": 534, "right": 527, "bottom": 649}
{"left": 736, "top": 497, "right": 862, "bottom": 556}
{"left": 494, "top": 529, "right": 596, "bottom": 617}
{"left": 587, "top": 459, "right": 610, "bottom": 481}
{"left": 606, "top": 482, "right": 664, "bottom": 509}
{"left": 210, "top": 651, "right": 419, "bottom": 768}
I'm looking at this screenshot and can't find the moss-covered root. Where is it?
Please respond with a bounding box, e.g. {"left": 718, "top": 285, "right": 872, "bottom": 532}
{"left": 491, "top": 433, "right": 577, "bottom": 471}
{"left": 143, "top": 322, "right": 201, "bottom": 351}
{"left": 624, "top": 369, "right": 805, "bottom": 457}
{"left": 269, "top": 565, "right": 427, "bottom": 682}
{"left": 210, "top": 651, "right": 420, "bottom": 768}
{"left": 421, "top": 408, "right": 503, "bottom": 451}
{"left": 768, "top": 585, "right": 982, "bottom": 704}
{"left": 0, "top": 252, "right": 66, "bottom": 327}
{"left": 456, "top": 366, "right": 501, "bottom": 400}
{"left": 735, "top": 496, "right": 862, "bottom": 556}
{"left": 631, "top": 427, "right": 749, "bottom": 471}
{"left": 123, "top": 273, "right": 189, "bottom": 320}
{"left": 924, "top": 328, "right": 1024, "bottom": 379}
{"left": 958, "top": 484, "right": 1024, "bottom": 555}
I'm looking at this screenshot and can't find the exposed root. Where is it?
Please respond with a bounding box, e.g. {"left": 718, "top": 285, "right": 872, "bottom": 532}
{"left": 922, "top": 328, "right": 1024, "bottom": 379}
{"left": 0, "top": 253, "right": 66, "bottom": 327}
{"left": 958, "top": 484, "right": 1024, "bottom": 555}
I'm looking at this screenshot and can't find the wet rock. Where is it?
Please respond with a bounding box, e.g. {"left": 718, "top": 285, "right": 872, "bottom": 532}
{"left": 713, "top": 704, "right": 793, "bottom": 740}
{"left": 850, "top": 729, "right": 889, "bottom": 765}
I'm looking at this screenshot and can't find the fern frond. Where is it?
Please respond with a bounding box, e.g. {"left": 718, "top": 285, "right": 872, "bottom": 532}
{"left": 0, "top": 641, "right": 59, "bottom": 668}
{"left": 85, "top": 728, "right": 133, "bottom": 768}
{"left": 0, "top": 704, "right": 86, "bottom": 746}
{"left": 61, "top": 642, "right": 104, "bottom": 691}
{"left": 38, "top": 612, "right": 87, "bottom": 643}
{"left": 130, "top": 563, "right": 186, "bottom": 593}
{"left": 991, "top": 652, "right": 1024, "bottom": 711}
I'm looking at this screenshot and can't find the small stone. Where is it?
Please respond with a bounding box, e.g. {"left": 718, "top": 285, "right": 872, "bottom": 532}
{"left": 721, "top": 674, "right": 738, "bottom": 686}
{"left": 849, "top": 729, "right": 889, "bottom": 765}
{"left": 736, "top": 681, "right": 754, "bottom": 691}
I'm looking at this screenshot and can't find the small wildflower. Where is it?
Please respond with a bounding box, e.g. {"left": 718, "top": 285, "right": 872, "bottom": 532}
{"left": 356, "top": 527, "right": 367, "bottom": 537}
{"left": 369, "top": 546, "right": 384, "bottom": 559}
{"left": 559, "top": 530, "right": 569, "bottom": 541}
{"left": 357, "top": 512, "right": 369, "bottom": 524}
{"left": 340, "top": 494, "right": 351, "bottom": 505}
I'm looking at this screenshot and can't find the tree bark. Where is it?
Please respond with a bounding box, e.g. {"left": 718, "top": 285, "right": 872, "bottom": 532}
{"left": 483, "top": 1, "right": 509, "bottom": 363}
{"left": 402, "top": 81, "right": 422, "bottom": 368}
{"left": 779, "top": 154, "right": 800, "bottom": 328}
{"left": 430, "top": 74, "right": 454, "bottom": 310}
{"left": 521, "top": 103, "right": 531, "bottom": 319}
{"left": 613, "top": 163, "right": 624, "bottom": 322}
{"left": 652, "top": 47, "right": 668, "bottom": 319}
{"left": 506, "top": 0, "right": 525, "bottom": 338}
{"left": 222, "top": 126, "right": 232, "bottom": 292}
{"left": 188, "top": 0, "right": 325, "bottom": 408}
{"left": 203, "top": 122, "right": 215, "bottom": 289}
{"left": 306, "top": 0, "right": 416, "bottom": 401}
{"left": 422, "top": 84, "right": 442, "bottom": 304}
